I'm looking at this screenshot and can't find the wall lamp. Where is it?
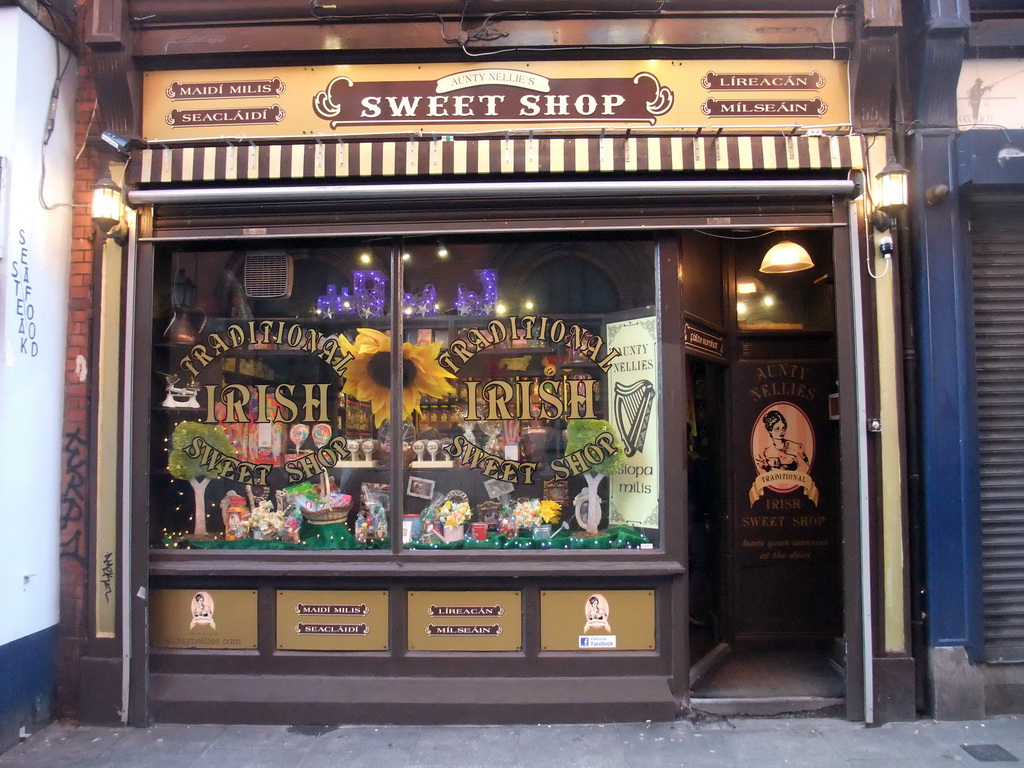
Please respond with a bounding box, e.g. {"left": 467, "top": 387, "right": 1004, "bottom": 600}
{"left": 870, "top": 154, "right": 909, "bottom": 234}
{"left": 91, "top": 176, "right": 129, "bottom": 246}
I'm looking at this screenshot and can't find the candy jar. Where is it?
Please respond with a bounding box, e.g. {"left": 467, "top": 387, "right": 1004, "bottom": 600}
{"left": 498, "top": 504, "right": 519, "bottom": 538}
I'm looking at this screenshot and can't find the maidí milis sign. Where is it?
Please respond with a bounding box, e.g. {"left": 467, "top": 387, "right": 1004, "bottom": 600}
{"left": 142, "top": 60, "right": 850, "bottom": 140}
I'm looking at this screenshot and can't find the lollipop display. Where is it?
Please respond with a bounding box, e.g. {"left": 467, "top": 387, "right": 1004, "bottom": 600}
{"left": 311, "top": 423, "right": 332, "bottom": 449}
{"left": 289, "top": 423, "right": 310, "bottom": 457}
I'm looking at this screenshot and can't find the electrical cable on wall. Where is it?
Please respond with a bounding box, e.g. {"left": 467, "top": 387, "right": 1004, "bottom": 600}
{"left": 75, "top": 98, "right": 98, "bottom": 163}
{"left": 691, "top": 229, "right": 778, "bottom": 241}
{"left": 859, "top": 146, "right": 891, "bottom": 281}
{"left": 37, "top": 27, "right": 85, "bottom": 212}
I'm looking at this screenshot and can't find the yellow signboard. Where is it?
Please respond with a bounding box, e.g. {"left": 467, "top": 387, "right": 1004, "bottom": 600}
{"left": 407, "top": 591, "right": 522, "bottom": 652}
{"left": 607, "top": 316, "right": 660, "bottom": 530}
{"left": 276, "top": 590, "right": 389, "bottom": 651}
{"left": 141, "top": 60, "right": 850, "bottom": 141}
{"left": 151, "top": 589, "right": 258, "bottom": 649}
{"left": 540, "top": 590, "right": 655, "bottom": 651}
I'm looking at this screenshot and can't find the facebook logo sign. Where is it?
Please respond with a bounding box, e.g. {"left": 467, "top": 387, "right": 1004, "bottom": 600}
{"left": 578, "top": 635, "right": 616, "bottom": 648}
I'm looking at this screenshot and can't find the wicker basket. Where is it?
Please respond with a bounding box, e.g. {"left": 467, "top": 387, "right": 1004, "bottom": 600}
{"left": 304, "top": 502, "right": 353, "bottom": 526}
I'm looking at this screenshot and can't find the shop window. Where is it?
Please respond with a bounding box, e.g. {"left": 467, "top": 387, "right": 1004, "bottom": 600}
{"left": 151, "top": 234, "right": 661, "bottom": 553}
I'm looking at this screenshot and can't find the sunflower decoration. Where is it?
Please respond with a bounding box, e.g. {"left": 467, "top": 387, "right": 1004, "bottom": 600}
{"left": 339, "top": 328, "right": 457, "bottom": 423}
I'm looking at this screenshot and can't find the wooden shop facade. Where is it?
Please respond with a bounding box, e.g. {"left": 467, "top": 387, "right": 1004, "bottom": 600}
{"left": 79, "top": 0, "right": 914, "bottom": 725}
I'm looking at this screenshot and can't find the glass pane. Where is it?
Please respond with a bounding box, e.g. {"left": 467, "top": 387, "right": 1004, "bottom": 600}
{"left": 399, "top": 234, "right": 661, "bottom": 551}
{"left": 679, "top": 231, "right": 724, "bottom": 327}
{"left": 734, "top": 231, "right": 834, "bottom": 332}
{"left": 151, "top": 240, "right": 393, "bottom": 551}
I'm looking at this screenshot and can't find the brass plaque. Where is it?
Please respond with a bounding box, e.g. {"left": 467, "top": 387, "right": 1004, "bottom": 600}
{"left": 151, "top": 589, "right": 258, "bottom": 649}
{"left": 276, "top": 590, "right": 389, "bottom": 651}
{"left": 408, "top": 591, "right": 521, "bottom": 652}
{"left": 540, "top": 590, "right": 655, "bottom": 651}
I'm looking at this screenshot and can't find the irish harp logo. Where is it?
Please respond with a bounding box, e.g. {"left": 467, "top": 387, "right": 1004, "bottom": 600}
{"left": 614, "top": 380, "right": 655, "bottom": 457}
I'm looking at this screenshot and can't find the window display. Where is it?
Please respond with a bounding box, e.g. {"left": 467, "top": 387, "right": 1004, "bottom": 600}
{"left": 151, "top": 235, "right": 661, "bottom": 552}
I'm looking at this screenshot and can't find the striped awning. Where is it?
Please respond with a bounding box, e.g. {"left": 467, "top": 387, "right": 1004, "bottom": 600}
{"left": 131, "top": 134, "right": 865, "bottom": 185}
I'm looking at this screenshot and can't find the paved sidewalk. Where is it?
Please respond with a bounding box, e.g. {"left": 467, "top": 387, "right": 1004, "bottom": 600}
{"left": 1, "top": 715, "right": 1022, "bottom": 768}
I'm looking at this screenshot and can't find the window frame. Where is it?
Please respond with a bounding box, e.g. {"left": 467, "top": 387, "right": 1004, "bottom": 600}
{"left": 139, "top": 230, "right": 684, "bottom": 573}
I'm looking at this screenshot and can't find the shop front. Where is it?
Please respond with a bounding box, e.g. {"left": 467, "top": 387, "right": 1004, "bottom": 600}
{"left": 82, "top": 53, "right": 894, "bottom": 725}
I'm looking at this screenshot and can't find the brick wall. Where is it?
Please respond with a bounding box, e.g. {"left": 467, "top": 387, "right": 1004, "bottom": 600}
{"left": 59, "top": 15, "right": 102, "bottom": 718}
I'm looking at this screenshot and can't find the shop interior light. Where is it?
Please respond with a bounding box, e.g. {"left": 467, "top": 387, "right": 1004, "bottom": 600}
{"left": 91, "top": 176, "right": 128, "bottom": 245}
{"left": 871, "top": 154, "right": 909, "bottom": 233}
{"left": 359, "top": 252, "right": 372, "bottom": 264}
{"left": 437, "top": 241, "right": 449, "bottom": 259}
{"left": 759, "top": 241, "right": 814, "bottom": 274}
{"left": 736, "top": 278, "right": 765, "bottom": 295}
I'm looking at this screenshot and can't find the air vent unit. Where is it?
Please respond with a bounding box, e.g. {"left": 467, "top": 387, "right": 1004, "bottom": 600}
{"left": 244, "top": 251, "right": 293, "bottom": 299}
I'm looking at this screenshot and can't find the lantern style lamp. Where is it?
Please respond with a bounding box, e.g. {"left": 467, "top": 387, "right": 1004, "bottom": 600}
{"left": 759, "top": 240, "right": 814, "bottom": 274}
{"left": 871, "top": 154, "right": 910, "bottom": 232}
{"left": 171, "top": 268, "right": 197, "bottom": 310}
{"left": 91, "top": 176, "right": 128, "bottom": 245}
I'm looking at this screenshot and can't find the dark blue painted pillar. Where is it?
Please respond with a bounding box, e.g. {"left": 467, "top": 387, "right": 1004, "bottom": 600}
{"left": 905, "top": 0, "right": 981, "bottom": 663}
{"left": 909, "top": 126, "right": 983, "bottom": 657}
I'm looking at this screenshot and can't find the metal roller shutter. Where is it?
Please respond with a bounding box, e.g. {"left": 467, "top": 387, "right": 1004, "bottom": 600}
{"left": 971, "top": 192, "right": 1024, "bottom": 662}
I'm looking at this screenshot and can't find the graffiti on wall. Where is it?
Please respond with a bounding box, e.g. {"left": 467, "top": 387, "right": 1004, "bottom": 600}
{"left": 60, "top": 427, "right": 88, "bottom": 566}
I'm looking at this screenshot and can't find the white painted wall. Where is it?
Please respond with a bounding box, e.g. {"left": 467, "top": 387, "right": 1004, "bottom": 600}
{"left": 0, "top": 7, "right": 76, "bottom": 647}
{"left": 958, "top": 59, "right": 1024, "bottom": 129}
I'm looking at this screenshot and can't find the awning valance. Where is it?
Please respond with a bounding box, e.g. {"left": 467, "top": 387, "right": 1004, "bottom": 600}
{"left": 131, "top": 134, "right": 865, "bottom": 186}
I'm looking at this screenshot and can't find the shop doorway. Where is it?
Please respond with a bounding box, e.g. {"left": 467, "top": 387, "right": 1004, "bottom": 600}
{"left": 686, "top": 357, "right": 726, "bottom": 665}
{"left": 684, "top": 229, "right": 846, "bottom": 715}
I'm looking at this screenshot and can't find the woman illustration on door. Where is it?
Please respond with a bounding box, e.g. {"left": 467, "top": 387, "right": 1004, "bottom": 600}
{"left": 756, "top": 409, "right": 810, "bottom": 475}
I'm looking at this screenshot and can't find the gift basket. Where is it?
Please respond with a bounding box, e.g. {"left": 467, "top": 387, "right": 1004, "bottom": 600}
{"left": 284, "top": 480, "right": 353, "bottom": 525}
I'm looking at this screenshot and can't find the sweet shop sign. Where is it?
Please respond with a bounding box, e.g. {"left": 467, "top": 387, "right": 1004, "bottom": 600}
{"left": 141, "top": 60, "right": 850, "bottom": 140}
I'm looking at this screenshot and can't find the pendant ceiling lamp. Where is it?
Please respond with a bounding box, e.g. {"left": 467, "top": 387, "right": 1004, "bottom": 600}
{"left": 759, "top": 241, "right": 814, "bottom": 274}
